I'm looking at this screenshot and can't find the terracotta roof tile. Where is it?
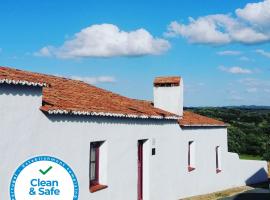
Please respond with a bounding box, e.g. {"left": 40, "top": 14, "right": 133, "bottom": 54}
{"left": 0, "top": 66, "right": 227, "bottom": 126}
{"left": 179, "top": 111, "right": 226, "bottom": 127}
{"left": 0, "top": 66, "right": 178, "bottom": 119}
{"left": 154, "top": 76, "right": 181, "bottom": 86}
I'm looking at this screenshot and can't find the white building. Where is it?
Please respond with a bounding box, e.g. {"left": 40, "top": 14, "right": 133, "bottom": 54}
{"left": 0, "top": 66, "right": 268, "bottom": 200}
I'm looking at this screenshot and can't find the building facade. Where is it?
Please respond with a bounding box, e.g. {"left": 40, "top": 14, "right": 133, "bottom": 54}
{"left": 0, "top": 66, "right": 268, "bottom": 200}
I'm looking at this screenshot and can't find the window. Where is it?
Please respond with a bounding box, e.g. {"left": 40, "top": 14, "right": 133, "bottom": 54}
{"left": 90, "top": 141, "right": 107, "bottom": 193}
{"left": 152, "top": 148, "right": 156, "bottom": 156}
{"left": 90, "top": 142, "right": 100, "bottom": 186}
{"left": 216, "top": 146, "right": 222, "bottom": 173}
{"left": 188, "top": 141, "right": 196, "bottom": 172}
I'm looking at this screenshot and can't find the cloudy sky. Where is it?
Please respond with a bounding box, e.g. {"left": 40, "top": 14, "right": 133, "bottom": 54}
{"left": 0, "top": 0, "right": 270, "bottom": 106}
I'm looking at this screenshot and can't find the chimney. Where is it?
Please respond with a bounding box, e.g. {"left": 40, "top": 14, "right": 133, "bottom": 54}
{"left": 153, "top": 76, "right": 183, "bottom": 116}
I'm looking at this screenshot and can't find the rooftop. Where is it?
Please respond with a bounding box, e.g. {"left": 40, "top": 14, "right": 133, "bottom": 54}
{"left": 0, "top": 66, "right": 226, "bottom": 127}
{"left": 154, "top": 76, "right": 181, "bottom": 87}
{"left": 179, "top": 111, "right": 226, "bottom": 127}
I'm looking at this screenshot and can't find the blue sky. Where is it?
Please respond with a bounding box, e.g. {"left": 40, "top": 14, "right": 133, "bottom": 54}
{"left": 0, "top": 0, "right": 270, "bottom": 106}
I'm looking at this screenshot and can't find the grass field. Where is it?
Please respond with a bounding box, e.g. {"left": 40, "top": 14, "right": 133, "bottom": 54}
{"left": 239, "top": 154, "right": 263, "bottom": 160}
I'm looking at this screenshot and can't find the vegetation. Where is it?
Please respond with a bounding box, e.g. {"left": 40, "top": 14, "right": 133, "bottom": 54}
{"left": 187, "top": 106, "right": 270, "bottom": 161}
{"left": 239, "top": 154, "right": 262, "bottom": 161}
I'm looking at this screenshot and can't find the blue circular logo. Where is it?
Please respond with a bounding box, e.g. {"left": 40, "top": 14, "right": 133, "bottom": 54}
{"left": 10, "top": 156, "right": 79, "bottom": 200}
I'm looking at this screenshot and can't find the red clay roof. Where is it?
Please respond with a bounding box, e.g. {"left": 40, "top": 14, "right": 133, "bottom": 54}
{"left": 179, "top": 111, "right": 226, "bottom": 127}
{"left": 0, "top": 66, "right": 226, "bottom": 126}
{"left": 154, "top": 76, "right": 181, "bottom": 86}
{"left": 0, "top": 66, "right": 179, "bottom": 119}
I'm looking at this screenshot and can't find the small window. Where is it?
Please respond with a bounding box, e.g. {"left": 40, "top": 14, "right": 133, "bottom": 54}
{"left": 188, "top": 141, "right": 196, "bottom": 172}
{"left": 152, "top": 148, "right": 156, "bottom": 155}
{"left": 90, "top": 142, "right": 100, "bottom": 186}
{"left": 90, "top": 141, "right": 107, "bottom": 193}
{"left": 216, "top": 146, "right": 222, "bottom": 173}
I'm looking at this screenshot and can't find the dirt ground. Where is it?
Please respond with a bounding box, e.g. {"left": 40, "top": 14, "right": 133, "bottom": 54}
{"left": 181, "top": 186, "right": 253, "bottom": 200}
{"left": 182, "top": 162, "right": 270, "bottom": 200}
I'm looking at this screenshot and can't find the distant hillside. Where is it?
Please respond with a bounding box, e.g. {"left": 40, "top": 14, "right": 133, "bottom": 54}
{"left": 186, "top": 107, "right": 270, "bottom": 161}
{"left": 186, "top": 105, "right": 270, "bottom": 110}
{"left": 228, "top": 105, "right": 270, "bottom": 109}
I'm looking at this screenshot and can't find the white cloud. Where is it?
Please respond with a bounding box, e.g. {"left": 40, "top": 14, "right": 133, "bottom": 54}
{"left": 246, "top": 88, "right": 258, "bottom": 93}
{"left": 228, "top": 95, "right": 244, "bottom": 101}
{"left": 226, "top": 89, "right": 244, "bottom": 102}
{"left": 255, "top": 49, "right": 270, "bottom": 58}
{"left": 239, "top": 78, "right": 270, "bottom": 94}
{"left": 239, "top": 78, "right": 270, "bottom": 87}
{"left": 228, "top": 23, "right": 269, "bottom": 44}
{"left": 166, "top": 0, "right": 270, "bottom": 45}
{"left": 217, "top": 50, "right": 242, "bottom": 56}
{"left": 219, "top": 66, "right": 253, "bottom": 74}
{"left": 236, "top": 0, "right": 270, "bottom": 28}
{"left": 34, "top": 47, "right": 52, "bottom": 57}
{"left": 36, "top": 24, "right": 170, "bottom": 58}
{"left": 239, "top": 56, "right": 251, "bottom": 61}
{"left": 166, "top": 16, "right": 231, "bottom": 44}
{"left": 70, "top": 75, "right": 116, "bottom": 84}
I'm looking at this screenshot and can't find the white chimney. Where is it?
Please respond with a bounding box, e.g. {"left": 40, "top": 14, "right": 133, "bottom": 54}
{"left": 153, "top": 76, "right": 183, "bottom": 116}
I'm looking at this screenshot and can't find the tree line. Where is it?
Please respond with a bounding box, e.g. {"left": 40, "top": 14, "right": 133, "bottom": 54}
{"left": 187, "top": 107, "right": 270, "bottom": 161}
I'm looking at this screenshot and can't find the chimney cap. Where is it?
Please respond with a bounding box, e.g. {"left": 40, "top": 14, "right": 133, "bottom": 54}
{"left": 154, "top": 76, "right": 181, "bottom": 87}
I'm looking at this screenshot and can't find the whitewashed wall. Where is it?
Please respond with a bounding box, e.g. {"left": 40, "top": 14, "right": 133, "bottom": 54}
{"left": 0, "top": 85, "right": 268, "bottom": 200}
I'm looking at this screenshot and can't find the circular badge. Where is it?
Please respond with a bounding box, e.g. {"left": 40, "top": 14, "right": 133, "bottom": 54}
{"left": 10, "top": 156, "right": 79, "bottom": 200}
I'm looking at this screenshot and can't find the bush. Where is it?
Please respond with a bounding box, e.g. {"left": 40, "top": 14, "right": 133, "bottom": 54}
{"left": 262, "top": 151, "right": 270, "bottom": 161}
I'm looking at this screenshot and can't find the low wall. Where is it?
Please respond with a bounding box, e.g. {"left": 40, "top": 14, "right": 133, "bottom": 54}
{"left": 227, "top": 153, "right": 268, "bottom": 186}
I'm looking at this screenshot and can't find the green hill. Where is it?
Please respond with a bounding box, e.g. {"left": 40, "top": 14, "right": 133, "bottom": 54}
{"left": 186, "top": 107, "right": 270, "bottom": 161}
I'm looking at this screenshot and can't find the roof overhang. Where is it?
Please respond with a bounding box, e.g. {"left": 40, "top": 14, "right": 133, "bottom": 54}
{"left": 0, "top": 79, "right": 48, "bottom": 87}
{"left": 180, "top": 124, "right": 228, "bottom": 128}
{"left": 40, "top": 107, "right": 180, "bottom": 120}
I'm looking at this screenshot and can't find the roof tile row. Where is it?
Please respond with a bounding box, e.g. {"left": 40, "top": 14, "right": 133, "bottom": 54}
{"left": 0, "top": 66, "right": 226, "bottom": 127}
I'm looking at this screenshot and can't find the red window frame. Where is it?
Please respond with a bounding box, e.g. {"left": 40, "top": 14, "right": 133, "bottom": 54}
{"left": 138, "top": 140, "right": 144, "bottom": 200}
{"left": 90, "top": 142, "right": 100, "bottom": 186}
